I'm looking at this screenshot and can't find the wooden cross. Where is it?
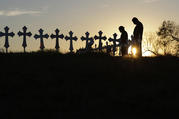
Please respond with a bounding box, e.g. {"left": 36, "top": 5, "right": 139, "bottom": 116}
{"left": 34, "top": 29, "right": 49, "bottom": 51}
{"left": 65, "top": 31, "right": 78, "bottom": 53}
{"left": 0, "top": 26, "right": 15, "bottom": 53}
{"left": 18, "top": 26, "right": 32, "bottom": 53}
{"left": 108, "top": 33, "right": 120, "bottom": 56}
{"left": 50, "top": 29, "right": 64, "bottom": 51}
{"left": 81, "top": 32, "right": 94, "bottom": 50}
{"left": 94, "top": 31, "right": 107, "bottom": 52}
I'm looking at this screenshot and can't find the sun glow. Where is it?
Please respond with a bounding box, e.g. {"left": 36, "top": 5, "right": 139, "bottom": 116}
{"left": 128, "top": 46, "right": 137, "bottom": 56}
{"left": 128, "top": 45, "right": 154, "bottom": 57}
{"left": 128, "top": 46, "right": 132, "bottom": 55}
{"left": 132, "top": 47, "right": 137, "bottom": 56}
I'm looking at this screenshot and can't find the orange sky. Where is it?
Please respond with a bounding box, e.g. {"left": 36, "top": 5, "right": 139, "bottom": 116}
{"left": 0, "top": 0, "right": 178, "bottom": 53}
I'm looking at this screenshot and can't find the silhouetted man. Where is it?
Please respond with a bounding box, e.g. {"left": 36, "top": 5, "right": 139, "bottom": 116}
{"left": 119, "top": 26, "right": 128, "bottom": 56}
{"left": 132, "top": 17, "right": 143, "bottom": 57}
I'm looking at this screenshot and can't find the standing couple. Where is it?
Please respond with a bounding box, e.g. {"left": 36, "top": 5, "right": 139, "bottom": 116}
{"left": 119, "top": 17, "right": 143, "bottom": 57}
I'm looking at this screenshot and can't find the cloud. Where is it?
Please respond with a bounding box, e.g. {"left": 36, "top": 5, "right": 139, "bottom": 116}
{"left": 0, "top": 9, "right": 41, "bottom": 16}
{"left": 0, "top": 11, "right": 4, "bottom": 16}
{"left": 144, "top": 0, "right": 160, "bottom": 3}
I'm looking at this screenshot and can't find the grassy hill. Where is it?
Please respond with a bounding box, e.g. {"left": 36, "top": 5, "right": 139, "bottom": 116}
{"left": 0, "top": 52, "right": 179, "bottom": 119}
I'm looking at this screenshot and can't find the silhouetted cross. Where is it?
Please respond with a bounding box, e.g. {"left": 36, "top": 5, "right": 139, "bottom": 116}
{"left": 81, "top": 32, "right": 94, "bottom": 50}
{"left": 50, "top": 29, "right": 64, "bottom": 51}
{"left": 94, "top": 31, "right": 107, "bottom": 52}
{"left": 65, "top": 31, "right": 78, "bottom": 53}
{"left": 0, "top": 26, "right": 15, "bottom": 53}
{"left": 108, "top": 33, "right": 120, "bottom": 56}
{"left": 18, "top": 26, "right": 32, "bottom": 53}
{"left": 34, "top": 29, "right": 49, "bottom": 51}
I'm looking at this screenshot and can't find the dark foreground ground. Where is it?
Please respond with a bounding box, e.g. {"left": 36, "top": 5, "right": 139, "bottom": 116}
{"left": 0, "top": 52, "right": 179, "bottom": 119}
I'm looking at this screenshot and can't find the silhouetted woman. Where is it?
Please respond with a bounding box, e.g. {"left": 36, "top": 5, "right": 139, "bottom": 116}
{"left": 119, "top": 26, "right": 128, "bottom": 56}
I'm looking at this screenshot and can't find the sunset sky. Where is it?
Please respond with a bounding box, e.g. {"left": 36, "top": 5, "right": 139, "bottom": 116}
{"left": 0, "top": 0, "right": 179, "bottom": 53}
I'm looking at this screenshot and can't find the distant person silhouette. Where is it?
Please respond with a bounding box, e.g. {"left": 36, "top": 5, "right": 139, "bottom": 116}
{"left": 132, "top": 17, "right": 143, "bottom": 57}
{"left": 119, "top": 26, "right": 128, "bottom": 56}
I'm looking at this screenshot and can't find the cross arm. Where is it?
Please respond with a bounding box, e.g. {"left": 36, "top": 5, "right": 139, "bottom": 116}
{"left": 102, "top": 36, "right": 107, "bottom": 40}
{"left": 17, "top": 31, "right": 23, "bottom": 36}
{"left": 65, "top": 36, "right": 70, "bottom": 41}
{"left": 9, "top": 32, "right": 15, "bottom": 37}
{"left": 94, "top": 35, "right": 99, "bottom": 40}
{"left": 81, "top": 36, "right": 86, "bottom": 41}
{"left": 73, "top": 36, "right": 78, "bottom": 41}
{"left": 44, "top": 34, "right": 49, "bottom": 39}
{"left": 0, "top": 32, "right": 4, "bottom": 37}
{"left": 27, "top": 32, "right": 32, "bottom": 37}
{"left": 89, "top": 37, "right": 94, "bottom": 41}
{"left": 59, "top": 34, "right": 64, "bottom": 39}
{"left": 34, "top": 34, "right": 40, "bottom": 39}
{"left": 108, "top": 38, "right": 113, "bottom": 42}
{"left": 50, "top": 34, "right": 56, "bottom": 39}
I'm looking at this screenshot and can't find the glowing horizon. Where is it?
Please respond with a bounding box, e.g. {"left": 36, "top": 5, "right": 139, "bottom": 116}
{"left": 0, "top": 0, "right": 179, "bottom": 55}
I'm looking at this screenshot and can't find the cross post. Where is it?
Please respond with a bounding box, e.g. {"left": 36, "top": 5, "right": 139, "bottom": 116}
{"left": 34, "top": 29, "right": 49, "bottom": 51}
{"left": 81, "top": 32, "right": 94, "bottom": 50}
{"left": 108, "top": 33, "right": 120, "bottom": 56}
{"left": 0, "top": 26, "right": 15, "bottom": 53}
{"left": 18, "top": 26, "right": 32, "bottom": 53}
{"left": 94, "top": 31, "right": 107, "bottom": 52}
{"left": 50, "top": 29, "right": 64, "bottom": 51}
{"left": 65, "top": 31, "right": 78, "bottom": 53}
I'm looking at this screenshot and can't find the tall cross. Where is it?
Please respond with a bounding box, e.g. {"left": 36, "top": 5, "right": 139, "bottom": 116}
{"left": 94, "top": 31, "right": 107, "bottom": 52}
{"left": 50, "top": 29, "right": 64, "bottom": 51}
{"left": 65, "top": 31, "right": 78, "bottom": 53}
{"left": 81, "top": 32, "right": 94, "bottom": 50}
{"left": 34, "top": 29, "right": 49, "bottom": 51}
{"left": 0, "top": 26, "right": 15, "bottom": 53}
{"left": 108, "top": 33, "right": 120, "bottom": 56}
{"left": 18, "top": 26, "right": 32, "bottom": 53}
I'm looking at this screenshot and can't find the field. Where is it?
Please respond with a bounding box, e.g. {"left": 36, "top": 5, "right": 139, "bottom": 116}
{"left": 0, "top": 52, "right": 179, "bottom": 119}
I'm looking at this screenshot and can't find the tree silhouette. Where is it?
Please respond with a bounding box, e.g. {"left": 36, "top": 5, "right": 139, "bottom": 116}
{"left": 157, "top": 20, "right": 179, "bottom": 55}
{"left": 0, "top": 26, "right": 15, "bottom": 53}
{"left": 143, "top": 32, "right": 161, "bottom": 56}
{"left": 50, "top": 29, "right": 64, "bottom": 51}
{"left": 18, "top": 26, "right": 32, "bottom": 53}
{"left": 34, "top": 29, "right": 49, "bottom": 51}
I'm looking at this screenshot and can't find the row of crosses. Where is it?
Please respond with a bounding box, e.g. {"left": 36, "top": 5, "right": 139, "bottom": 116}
{"left": 0, "top": 26, "right": 121, "bottom": 55}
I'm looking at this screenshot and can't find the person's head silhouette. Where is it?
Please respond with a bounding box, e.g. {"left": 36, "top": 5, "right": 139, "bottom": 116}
{"left": 132, "top": 17, "right": 139, "bottom": 25}
{"left": 119, "top": 26, "right": 125, "bottom": 33}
